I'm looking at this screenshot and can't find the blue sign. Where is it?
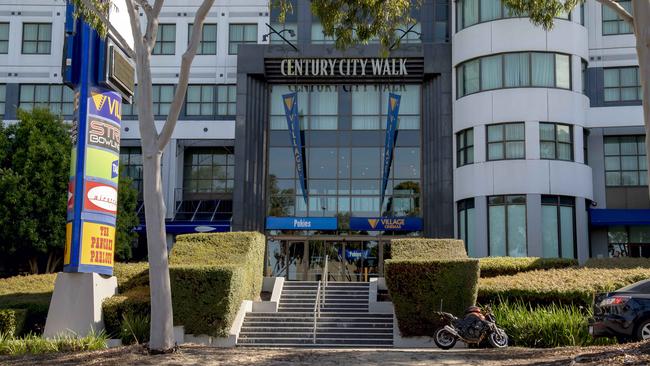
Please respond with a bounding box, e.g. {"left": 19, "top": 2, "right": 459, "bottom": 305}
{"left": 111, "top": 160, "right": 119, "bottom": 178}
{"left": 381, "top": 93, "right": 401, "bottom": 206}
{"left": 283, "top": 93, "right": 308, "bottom": 204}
{"left": 350, "top": 217, "right": 423, "bottom": 231}
{"left": 266, "top": 217, "right": 338, "bottom": 230}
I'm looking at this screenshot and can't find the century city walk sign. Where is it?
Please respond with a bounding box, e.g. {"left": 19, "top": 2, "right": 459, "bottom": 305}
{"left": 61, "top": 0, "right": 134, "bottom": 276}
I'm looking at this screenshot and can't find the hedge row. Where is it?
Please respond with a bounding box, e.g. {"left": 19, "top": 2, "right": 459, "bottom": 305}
{"left": 479, "top": 257, "right": 577, "bottom": 278}
{"left": 390, "top": 238, "right": 467, "bottom": 260}
{"left": 0, "top": 309, "right": 27, "bottom": 336}
{"left": 584, "top": 257, "right": 650, "bottom": 269}
{"left": 0, "top": 273, "right": 56, "bottom": 335}
{"left": 386, "top": 259, "right": 480, "bottom": 336}
{"left": 478, "top": 267, "right": 650, "bottom": 307}
{"left": 386, "top": 239, "right": 479, "bottom": 336}
{"left": 103, "top": 232, "right": 265, "bottom": 338}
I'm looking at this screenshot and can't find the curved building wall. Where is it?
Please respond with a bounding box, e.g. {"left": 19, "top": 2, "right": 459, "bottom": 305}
{"left": 452, "top": 4, "right": 591, "bottom": 261}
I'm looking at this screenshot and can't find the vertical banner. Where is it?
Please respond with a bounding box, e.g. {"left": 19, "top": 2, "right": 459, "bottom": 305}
{"left": 381, "top": 93, "right": 401, "bottom": 207}
{"left": 282, "top": 92, "right": 308, "bottom": 204}
{"left": 64, "top": 86, "right": 122, "bottom": 276}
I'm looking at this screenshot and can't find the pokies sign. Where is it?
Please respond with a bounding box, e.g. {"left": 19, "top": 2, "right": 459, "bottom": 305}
{"left": 65, "top": 88, "right": 121, "bottom": 275}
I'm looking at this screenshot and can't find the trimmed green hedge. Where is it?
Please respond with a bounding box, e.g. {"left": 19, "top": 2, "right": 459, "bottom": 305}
{"left": 584, "top": 257, "right": 650, "bottom": 269}
{"left": 479, "top": 257, "right": 577, "bottom": 277}
{"left": 386, "top": 259, "right": 480, "bottom": 336}
{"left": 103, "top": 232, "right": 265, "bottom": 337}
{"left": 0, "top": 273, "right": 56, "bottom": 334}
{"left": 390, "top": 238, "right": 467, "bottom": 260}
{"left": 0, "top": 309, "right": 27, "bottom": 336}
{"left": 478, "top": 267, "right": 650, "bottom": 307}
{"left": 386, "top": 239, "right": 478, "bottom": 336}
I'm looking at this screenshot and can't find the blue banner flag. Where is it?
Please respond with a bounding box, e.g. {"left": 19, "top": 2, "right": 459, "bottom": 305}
{"left": 381, "top": 93, "right": 401, "bottom": 207}
{"left": 282, "top": 93, "right": 308, "bottom": 203}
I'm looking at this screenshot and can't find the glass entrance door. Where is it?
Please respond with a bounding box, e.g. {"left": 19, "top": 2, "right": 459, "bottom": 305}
{"left": 268, "top": 238, "right": 389, "bottom": 282}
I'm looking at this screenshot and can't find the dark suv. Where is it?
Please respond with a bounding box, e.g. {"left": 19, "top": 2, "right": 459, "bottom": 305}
{"left": 590, "top": 279, "right": 650, "bottom": 342}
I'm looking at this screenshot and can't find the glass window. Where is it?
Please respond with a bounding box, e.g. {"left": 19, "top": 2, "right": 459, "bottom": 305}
{"left": 186, "top": 85, "right": 214, "bottom": 116}
{"left": 119, "top": 147, "right": 144, "bottom": 198}
{"left": 457, "top": 52, "right": 570, "bottom": 98}
{"left": 183, "top": 147, "right": 235, "bottom": 194}
{"left": 542, "top": 195, "right": 575, "bottom": 258}
{"left": 602, "top": 0, "right": 633, "bottom": 35}
{"left": 540, "top": 123, "right": 573, "bottom": 161}
{"left": 0, "top": 84, "right": 5, "bottom": 117}
{"left": 583, "top": 129, "right": 589, "bottom": 165}
{"left": 152, "top": 85, "right": 175, "bottom": 116}
{"left": 217, "top": 85, "right": 237, "bottom": 116}
{"left": 456, "top": 0, "right": 568, "bottom": 31}
{"left": 481, "top": 55, "right": 503, "bottom": 90}
{"left": 604, "top": 135, "right": 647, "bottom": 186}
{"left": 487, "top": 123, "right": 525, "bottom": 160}
{"left": 352, "top": 88, "right": 380, "bottom": 130}
{"left": 458, "top": 198, "right": 475, "bottom": 256}
{"left": 153, "top": 24, "right": 176, "bottom": 55}
{"left": 0, "top": 23, "right": 8, "bottom": 54}
{"left": 188, "top": 23, "right": 217, "bottom": 55}
{"left": 457, "top": 128, "right": 474, "bottom": 167}
{"left": 19, "top": 84, "right": 74, "bottom": 115}
{"left": 270, "top": 23, "right": 297, "bottom": 44}
{"left": 229, "top": 24, "right": 257, "bottom": 55}
{"left": 396, "top": 23, "right": 421, "bottom": 44}
{"left": 604, "top": 67, "right": 642, "bottom": 102}
{"left": 122, "top": 87, "right": 137, "bottom": 118}
{"left": 22, "top": 23, "right": 51, "bottom": 54}
{"left": 311, "top": 22, "right": 336, "bottom": 44}
{"left": 489, "top": 195, "right": 527, "bottom": 257}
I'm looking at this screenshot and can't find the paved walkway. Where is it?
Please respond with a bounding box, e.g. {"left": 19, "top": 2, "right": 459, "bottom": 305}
{"left": 4, "top": 343, "right": 649, "bottom": 366}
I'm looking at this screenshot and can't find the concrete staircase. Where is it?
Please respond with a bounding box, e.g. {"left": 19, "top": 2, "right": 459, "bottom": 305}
{"left": 237, "top": 281, "right": 393, "bottom": 347}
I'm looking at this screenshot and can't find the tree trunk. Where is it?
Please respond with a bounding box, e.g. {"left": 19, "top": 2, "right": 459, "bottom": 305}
{"left": 141, "top": 148, "right": 175, "bottom": 350}
{"left": 136, "top": 54, "right": 175, "bottom": 350}
{"left": 28, "top": 257, "right": 38, "bottom": 274}
{"left": 45, "top": 252, "right": 61, "bottom": 273}
{"left": 631, "top": 0, "right": 650, "bottom": 200}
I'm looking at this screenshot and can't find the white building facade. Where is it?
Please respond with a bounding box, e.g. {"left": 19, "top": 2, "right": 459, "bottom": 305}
{"left": 0, "top": 0, "right": 646, "bottom": 266}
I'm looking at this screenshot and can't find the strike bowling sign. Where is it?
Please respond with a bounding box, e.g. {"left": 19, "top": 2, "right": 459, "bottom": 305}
{"left": 64, "top": 88, "right": 122, "bottom": 275}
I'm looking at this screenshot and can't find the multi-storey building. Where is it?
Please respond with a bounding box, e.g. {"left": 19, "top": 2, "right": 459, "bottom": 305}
{"left": 0, "top": 0, "right": 645, "bottom": 280}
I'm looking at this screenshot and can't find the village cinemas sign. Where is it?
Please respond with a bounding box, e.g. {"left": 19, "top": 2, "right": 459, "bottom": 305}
{"left": 280, "top": 58, "right": 409, "bottom": 77}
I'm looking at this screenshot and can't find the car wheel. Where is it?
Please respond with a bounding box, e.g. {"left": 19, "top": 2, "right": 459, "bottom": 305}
{"left": 635, "top": 319, "right": 650, "bottom": 341}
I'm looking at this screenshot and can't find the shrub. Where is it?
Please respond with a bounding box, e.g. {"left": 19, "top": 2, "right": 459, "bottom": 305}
{"left": 385, "top": 259, "right": 480, "bottom": 336}
{"left": 0, "top": 330, "right": 107, "bottom": 355}
{"left": 479, "top": 267, "right": 650, "bottom": 307}
{"left": 119, "top": 312, "right": 150, "bottom": 345}
{"left": 492, "top": 300, "right": 616, "bottom": 348}
{"left": 390, "top": 238, "right": 467, "bottom": 260}
{"left": 0, "top": 273, "right": 56, "bottom": 334}
{"left": 0, "top": 310, "right": 27, "bottom": 336}
{"left": 103, "top": 231, "right": 265, "bottom": 337}
{"left": 479, "top": 257, "right": 577, "bottom": 277}
{"left": 584, "top": 257, "right": 650, "bottom": 269}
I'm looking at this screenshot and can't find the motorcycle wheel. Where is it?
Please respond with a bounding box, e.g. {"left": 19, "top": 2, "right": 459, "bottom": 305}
{"left": 433, "top": 327, "right": 457, "bottom": 350}
{"left": 488, "top": 329, "right": 508, "bottom": 348}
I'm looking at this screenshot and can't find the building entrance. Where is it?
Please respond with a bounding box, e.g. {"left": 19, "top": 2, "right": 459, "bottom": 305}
{"left": 266, "top": 236, "right": 393, "bottom": 282}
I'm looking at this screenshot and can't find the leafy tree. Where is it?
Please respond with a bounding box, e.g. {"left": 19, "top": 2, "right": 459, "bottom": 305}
{"left": 0, "top": 109, "right": 70, "bottom": 274}
{"left": 115, "top": 174, "right": 140, "bottom": 262}
{"left": 0, "top": 109, "right": 140, "bottom": 274}
{"left": 504, "top": 0, "right": 649, "bottom": 197}
{"left": 76, "top": 0, "right": 414, "bottom": 351}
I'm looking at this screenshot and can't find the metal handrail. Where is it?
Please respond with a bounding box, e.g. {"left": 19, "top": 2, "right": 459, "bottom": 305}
{"left": 320, "top": 255, "right": 329, "bottom": 314}
{"left": 313, "top": 281, "right": 321, "bottom": 344}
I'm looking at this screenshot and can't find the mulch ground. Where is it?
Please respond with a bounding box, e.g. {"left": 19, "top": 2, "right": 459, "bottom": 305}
{"left": 1, "top": 341, "right": 649, "bottom": 366}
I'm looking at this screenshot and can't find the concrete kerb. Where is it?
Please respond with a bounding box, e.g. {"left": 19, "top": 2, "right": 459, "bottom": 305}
{"left": 252, "top": 277, "right": 284, "bottom": 313}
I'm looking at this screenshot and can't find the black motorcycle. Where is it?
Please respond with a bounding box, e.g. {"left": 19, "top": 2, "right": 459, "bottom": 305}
{"left": 433, "top": 306, "right": 508, "bottom": 350}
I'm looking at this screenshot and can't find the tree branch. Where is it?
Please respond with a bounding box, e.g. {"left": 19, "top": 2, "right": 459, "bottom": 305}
{"left": 144, "top": 0, "right": 165, "bottom": 52}
{"left": 78, "top": 0, "right": 135, "bottom": 57}
{"left": 597, "top": 0, "right": 634, "bottom": 26}
{"left": 126, "top": 0, "right": 159, "bottom": 145}
{"left": 133, "top": 0, "right": 153, "bottom": 18}
{"left": 157, "top": 0, "right": 215, "bottom": 151}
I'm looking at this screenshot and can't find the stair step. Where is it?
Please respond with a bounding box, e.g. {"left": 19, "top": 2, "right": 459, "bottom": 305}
{"left": 239, "top": 333, "right": 312, "bottom": 339}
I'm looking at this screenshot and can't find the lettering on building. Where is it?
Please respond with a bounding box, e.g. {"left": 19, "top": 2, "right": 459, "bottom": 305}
{"left": 280, "top": 58, "right": 409, "bottom": 77}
